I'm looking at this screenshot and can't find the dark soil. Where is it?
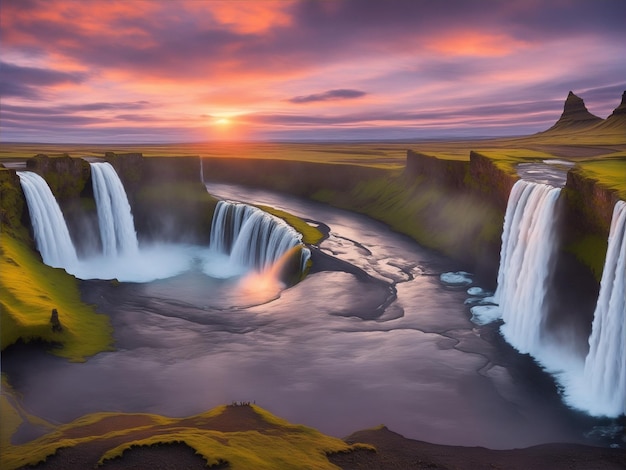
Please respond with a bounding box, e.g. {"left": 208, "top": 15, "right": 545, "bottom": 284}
{"left": 329, "top": 426, "right": 626, "bottom": 470}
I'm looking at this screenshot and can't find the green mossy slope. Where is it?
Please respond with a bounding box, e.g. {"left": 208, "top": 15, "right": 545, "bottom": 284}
{"left": 313, "top": 171, "right": 503, "bottom": 275}
{"left": 255, "top": 205, "right": 324, "bottom": 245}
{"left": 0, "top": 234, "right": 113, "bottom": 361}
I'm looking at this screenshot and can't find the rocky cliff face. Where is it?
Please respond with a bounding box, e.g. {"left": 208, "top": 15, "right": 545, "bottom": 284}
{"left": 25, "top": 154, "right": 91, "bottom": 200}
{"left": 7, "top": 153, "right": 217, "bottom": 248}
{"left": 405, "top": 150, "right": 469, "bottom": 191}
{"left": 468, "top": 151, "right": 518, "bottom": 211}
{"left": 202, "top": 157, "right": 387, "bottom": 197}
{"left": 0, "top": 166, "right": 28, "bottom": 240}
{"left": 563, "top": 169, "right": 620, "bottom": 237}
{"left": 104, "top": 153, "right": 217, "bottom": 244}
{"left": 3, "top": 148, "right": 620, "bottom": 288}
{"left": 104, "top": 152, "right": 144, "bottom": 189}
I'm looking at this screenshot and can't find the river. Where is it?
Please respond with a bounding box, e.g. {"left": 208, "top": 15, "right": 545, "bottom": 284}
{"left": 2, "top": 182, "right": 610, "bottom": 449}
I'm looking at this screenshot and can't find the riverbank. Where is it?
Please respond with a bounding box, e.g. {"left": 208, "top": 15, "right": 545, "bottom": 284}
{"left": 2, "top": 403, "right": 624, "bottom": 470}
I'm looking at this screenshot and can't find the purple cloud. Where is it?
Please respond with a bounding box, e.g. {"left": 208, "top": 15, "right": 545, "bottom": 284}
{"left": 0, "top": 61, "right": 87, "bottom": 99}
{"left": 1, "top": 0, "right": 625, "bottom": 142}
{"left": 289, "top": 89, "right": 367, "bottom": 104}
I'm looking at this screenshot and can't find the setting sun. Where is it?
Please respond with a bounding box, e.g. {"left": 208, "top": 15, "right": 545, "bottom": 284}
{"left": 215, "top": 117, "right": 231, "bottom": 125}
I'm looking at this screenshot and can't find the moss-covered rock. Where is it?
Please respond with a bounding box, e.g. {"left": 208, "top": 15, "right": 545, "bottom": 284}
{"left": 25, "top": 154, "right": 90, "bottom": 200}
{"left": 0, "top": 167, "right": 29, "bottom": 242}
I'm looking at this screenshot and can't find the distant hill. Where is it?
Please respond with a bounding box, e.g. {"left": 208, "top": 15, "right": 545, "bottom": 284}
{"left": 545, "top": 91, "right": 603, "bottom": 132}
{"left": 534, "top": 90, "right": 626, "bottom": 143}
{"left": 594, "top": 90, "right": 626, "bottom": 131}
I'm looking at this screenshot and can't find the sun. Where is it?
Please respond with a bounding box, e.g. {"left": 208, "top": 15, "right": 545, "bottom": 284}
{"left": 215, "top": 117, "right": 231, "bottom": 126}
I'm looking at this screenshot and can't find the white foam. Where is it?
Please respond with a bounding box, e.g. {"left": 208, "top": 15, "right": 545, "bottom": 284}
{"left": 470, "top": 305, "right": 501, "bottom": 325}
{"left": 69, "top": 244, "right": 246, "bottom": 283}
{"left": 440, "top": 271, "right": 473, "bottom": 286}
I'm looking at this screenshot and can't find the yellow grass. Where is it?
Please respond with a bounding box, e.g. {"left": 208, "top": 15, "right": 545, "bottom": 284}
{"left": 0, "top": 235, "right": 113, "bottom": 361}
{"left": 574, "top": 154, "right": 626, "bottom": 199}
{"left": 0, "top": 405, "right": 372, "bottom": 470}
{"left": 256, "top": 205, "right": 324, "bottom": 245}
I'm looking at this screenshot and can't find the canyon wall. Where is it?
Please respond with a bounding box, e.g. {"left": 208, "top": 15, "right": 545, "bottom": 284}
{"left": 0, "top": 154, "right": 217, "bottom": 253}
{"left": 202, "top": 151, "right": 615, "bottom": 287}
{"left": 1, "top": 151, "right": 617, "bottom": 286}
{"left": 105, "top": 154, "right": 217, "bottom": 244}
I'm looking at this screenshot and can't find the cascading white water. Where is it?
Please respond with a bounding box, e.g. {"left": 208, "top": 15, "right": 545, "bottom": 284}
{"left": 476, "top": 179, "right": 562, "bottom": 355}
{"left": 17, "top": 171, "right": 78, "bottom": 269}
{"left": 210, "top": 200, "right": 311, "bottom": 274}
{"left": 90, "top": 162, "right": 138, "bottom": 256}
{"left": 472, "top": 180, "right": 626, "bottom": 419}
{"left": 579, "top": 200, "right": 626, "bottom": 416}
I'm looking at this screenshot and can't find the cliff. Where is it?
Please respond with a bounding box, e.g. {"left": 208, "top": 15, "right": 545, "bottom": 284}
{"left": 5, "top": 153, "right": 218, "bottom": 250}
{"left": 405, "top": 150, "right": 469, "bottom": 191}
{"left": 3, "top": 148, "right": 619, "bottom": 287}
{"left": 564, "top": 169, "right": 620, "bottom": 237}
{"left": 203, "top": 154, "right": 505, "bottom": 280}
{"left": 202, "top": 157, "right": 388, "bottom": 198}
{"left": 25, "top": 154, "right": 91, "bottom": 200}
{"left": 106, "top": 153, "right": 217, "bottom": 244}
{"left": 0, "top": 166, "right": 28, "bottom": 241}
{"left": 468, "top": 151, "right": 518, "bottom": 211}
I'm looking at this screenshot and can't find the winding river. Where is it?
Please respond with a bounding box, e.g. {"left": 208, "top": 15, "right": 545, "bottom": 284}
{"left": 3, "top": 183, "right": 613, "bottom": 449}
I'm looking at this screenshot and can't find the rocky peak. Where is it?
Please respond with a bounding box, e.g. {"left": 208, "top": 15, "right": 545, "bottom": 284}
{"left": 544, "top": 91, "right": 603, "bottom": 132}
{"left": 559, "top": 91, "right": 602, "bottom": 124}
{"left": 607, "top": 90, "right": 626, "bottom": 118}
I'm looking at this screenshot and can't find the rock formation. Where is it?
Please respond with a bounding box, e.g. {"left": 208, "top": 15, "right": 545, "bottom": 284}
{"left": 607, "top": 90, "right": 626, "bottom": 119}
{"left": 597, "top": 90, "right": 626, "bottom": 130}
{"left": 546, "top": 91, "right": 603, "bottom": 131}
{"left": 50, "top": 308, "right": 63, "bottom": 332}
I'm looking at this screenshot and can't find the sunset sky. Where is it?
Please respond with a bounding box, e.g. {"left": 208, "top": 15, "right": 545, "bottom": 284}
{"left": 1, "top": 0, "right": 625, "bottom": 143}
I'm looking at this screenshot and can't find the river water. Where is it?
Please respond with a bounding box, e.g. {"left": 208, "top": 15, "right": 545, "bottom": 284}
{"left": 2, "top": 183, "right": 611, "bottom": 449}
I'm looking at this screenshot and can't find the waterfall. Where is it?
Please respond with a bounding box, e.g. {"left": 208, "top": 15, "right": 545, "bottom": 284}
{"left": 580, "top": 200, "right": 626, "bottom": 416}
{"left": 90, "top": 162, "right": 138, "bottom": 256}
{"left": 474, "top": 180, "right": 625, "bottom": 418}
{"left": 488, "top": 179, "right": 562, "bottom": 355}
{"left": 210, "top": 200, "right": 311, "bottom": 274}
{"left": 17, "top": 171, "right": 78, "bottom": 269}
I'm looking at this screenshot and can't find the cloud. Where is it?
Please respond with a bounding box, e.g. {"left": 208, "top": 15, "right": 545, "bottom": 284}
{"left": 1, "top": 0, "right": 624, "bottom": 142}
{"left": 0, "top": 61, "right": 87, "bottom": 99}
{"left": 1, "top": 102, "right": 151, "bottom": 115}
{"left": 288, "top": 89, "right": 367, "bottom": 104}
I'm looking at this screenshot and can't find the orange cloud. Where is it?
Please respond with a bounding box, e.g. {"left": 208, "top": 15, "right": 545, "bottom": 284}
{"left": 428, "top": 32, "right": 528, "bottom": 57}
{"left": 197, "top": 0, "right": 296, "bottom": 34}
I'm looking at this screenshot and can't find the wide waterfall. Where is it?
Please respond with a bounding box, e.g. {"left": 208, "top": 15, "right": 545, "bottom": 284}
{"left": 210, "top": 200, "right": 311, "bottom": 274}
{"left": 578, "top": 200, "right": 626, "bottom": 416}
{"left": 17, "top": 171, "right": 78, "bottom": 269}
{"left": 489, "top": 179, "right": 562, "bottom": 355}
{"left": 90, "top": 162, "right": 139, "bottom": 256}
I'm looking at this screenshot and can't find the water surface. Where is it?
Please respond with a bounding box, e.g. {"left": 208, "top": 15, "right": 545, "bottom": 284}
{"left": 3, "top": 183, "right": 610, "bottom": 449}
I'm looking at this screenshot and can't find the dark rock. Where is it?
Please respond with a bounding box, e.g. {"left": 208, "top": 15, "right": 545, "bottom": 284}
{"left": 405, "top": 150, "right": 469, "bottom": 191}
{"left": 50, "top": 309, "right": 63, "bottom": 333}
{"left": 607, "top": 90, "right": 626, "bottom": 118}
{"left": 25, "top": 154, "right": 91, "bottom": 200}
